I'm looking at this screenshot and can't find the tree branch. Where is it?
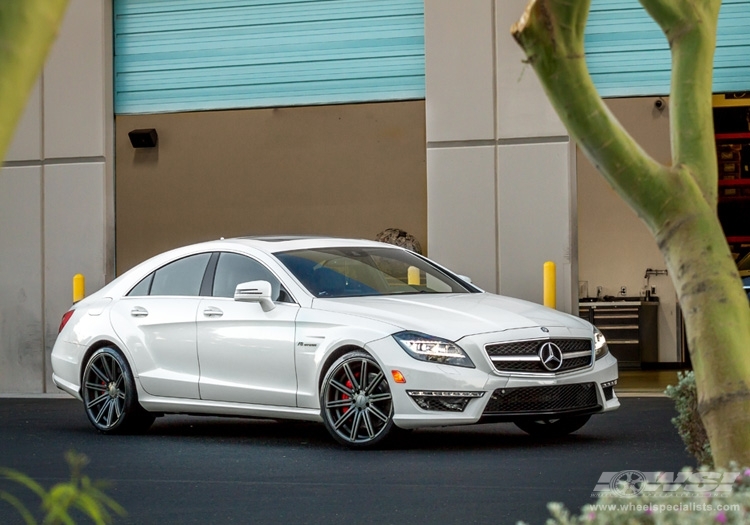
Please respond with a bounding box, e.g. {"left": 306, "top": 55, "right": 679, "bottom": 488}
{"left": 640, "top": 0, "right": 721, "bottom": 205}
{"left": 511, "top": 0, "right": 674, "bottom": 231}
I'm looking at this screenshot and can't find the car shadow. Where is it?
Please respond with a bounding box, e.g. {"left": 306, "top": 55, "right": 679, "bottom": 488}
{"left": 128, "top": 415, "right": 614, "bottom": 452}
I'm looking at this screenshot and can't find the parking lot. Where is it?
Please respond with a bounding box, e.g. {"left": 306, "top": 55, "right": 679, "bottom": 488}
{"left": 0, "top": 396, "right": 693, "bottom": 524}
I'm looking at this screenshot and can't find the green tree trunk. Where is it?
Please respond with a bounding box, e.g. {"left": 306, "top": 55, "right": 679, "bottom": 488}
{"left": 0, "top": 0, "right": 69, "bottom": 163}
{"left": 512, "top": 0, "right": 750, "bottom": 467}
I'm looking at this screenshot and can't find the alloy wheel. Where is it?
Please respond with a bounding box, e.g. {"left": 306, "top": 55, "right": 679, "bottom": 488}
{"left": 81, "top": 347, "right": 154, "bottom": 434}
{"left": 322, "top": 353, "right": 394, "bottom": 446}
{"left": 83, "top": 350, "right": 127, "bottom": 430}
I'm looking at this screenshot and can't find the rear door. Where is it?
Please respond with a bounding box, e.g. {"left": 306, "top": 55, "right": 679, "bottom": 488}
{"left": 110, "top": 252, "right": 212, "bottom": 399}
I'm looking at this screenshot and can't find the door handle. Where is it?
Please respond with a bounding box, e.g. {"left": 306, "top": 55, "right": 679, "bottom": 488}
{"left": 202, "top": 306, "right": 224, "bottom": 318}
{"left": 130, "top": 306, "right": 148, "bottom": 317}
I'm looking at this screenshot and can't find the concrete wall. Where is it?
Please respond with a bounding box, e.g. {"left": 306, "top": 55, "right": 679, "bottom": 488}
{"left": 424, "top": 0, "right": 577, "bottom": 312}
{"left": 577, "top": 97, "right": 679, "bottom": 362}
{"left": 0, "top": 0, "right": 113, "bottom": 392}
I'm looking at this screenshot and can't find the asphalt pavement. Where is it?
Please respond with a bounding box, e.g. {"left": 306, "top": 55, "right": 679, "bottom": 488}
{"left": 0, "top": 396, "right": 693, "bottom": 525}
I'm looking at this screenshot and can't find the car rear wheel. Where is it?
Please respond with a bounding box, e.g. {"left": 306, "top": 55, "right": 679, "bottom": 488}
{"left": 514, "top": 415, "right": 591, "bottom": 437}
{"left": 320, "top": 351, "right": 395, "bottom": 448}
{"left": 82, "top": 347, "right": 154, "bottom": 434}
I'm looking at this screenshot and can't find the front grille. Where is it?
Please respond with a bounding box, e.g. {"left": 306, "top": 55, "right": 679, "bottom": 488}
{"left": 483, "top": 383, "right": 599, "bottom": 414}
{"left": 484, "top": 338, "right": 592, "bottom": 374}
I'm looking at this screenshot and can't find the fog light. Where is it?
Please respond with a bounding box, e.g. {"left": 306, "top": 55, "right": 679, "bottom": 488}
{"left": 406, "top": 391, "right": 484, "bottom": 412}
{"left": 601, "top": 379, "right": 617, "bottom": 401}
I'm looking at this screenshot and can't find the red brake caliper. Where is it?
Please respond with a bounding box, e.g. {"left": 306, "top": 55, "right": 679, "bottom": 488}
{"left": 341, "top": 380, "right": 353, "bottom": 413}
{"left": 341, "top": 372, "right": 360, "bottom": 414}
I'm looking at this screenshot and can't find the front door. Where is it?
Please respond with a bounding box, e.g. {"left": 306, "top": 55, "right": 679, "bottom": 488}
{"left": 196, "top": 299, "right": 298, "bottom": 406}
{"left": 196, "top": 251, "right": 299, "bottom": 406}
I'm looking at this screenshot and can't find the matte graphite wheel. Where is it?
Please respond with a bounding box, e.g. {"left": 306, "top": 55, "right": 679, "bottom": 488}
{"left": 82, "top": 347, "right": 154, "bottom": 434}
{"left": 321, "top": 351, "right": 395, "bottom": 448}
{"left": 514, "top": 415, "right": 591, "bottom": 437}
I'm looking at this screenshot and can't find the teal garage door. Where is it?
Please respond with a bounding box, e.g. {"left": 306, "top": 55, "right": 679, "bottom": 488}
{"left": 114, "top": 0, "right": 425, "bottom": 114}
{"left": 585, "top": 0, "right": 750, "bottom": 97}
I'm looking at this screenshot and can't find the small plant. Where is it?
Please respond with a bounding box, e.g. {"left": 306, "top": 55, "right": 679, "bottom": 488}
{"left": 0, "top": 450, "right": 125, "bottom": 525}
{"left": 665, "top": 370, "right": 713, "bottom": 467}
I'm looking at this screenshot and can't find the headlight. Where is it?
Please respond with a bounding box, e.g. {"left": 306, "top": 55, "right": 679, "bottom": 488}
{"left": 393, "top": 331, "right": 475, "bottom": 368}
{"left": 594, "top": 327, "right": 609, "bottom": 360}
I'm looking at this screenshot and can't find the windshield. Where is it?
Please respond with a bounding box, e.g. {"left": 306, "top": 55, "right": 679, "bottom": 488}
{"left": 275, "top": 247, "right": 472, "bottom": 298}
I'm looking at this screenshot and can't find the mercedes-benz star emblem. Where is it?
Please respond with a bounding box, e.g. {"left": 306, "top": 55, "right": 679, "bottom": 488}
{"left": 539, "top": 342, "right": 564, "bottom": 372}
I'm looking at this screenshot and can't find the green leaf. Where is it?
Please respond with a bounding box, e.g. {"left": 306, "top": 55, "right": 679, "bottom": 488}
{"left": 0, "top": 1, "right": 70, "bottom": 166}
{"left": 0, "top": 468, "right": 47, "bottom": 499}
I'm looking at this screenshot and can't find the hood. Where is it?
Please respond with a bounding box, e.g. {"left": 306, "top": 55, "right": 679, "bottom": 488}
{"left": 312, "top": 293, "right": 590, "bottom": 341}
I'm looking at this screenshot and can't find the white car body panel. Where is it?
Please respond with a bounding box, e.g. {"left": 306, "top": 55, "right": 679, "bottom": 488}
{"left": 110, "top": 296, "right": 202, "bottom": 399}
{"left": 196, "top": 298, "right": 298, "bottom": 406}
{"left": 293, "top": 308, "right": 403, "bottom": 409}
{"left": 309, "top": 293, "right": 588, "bottom": 340}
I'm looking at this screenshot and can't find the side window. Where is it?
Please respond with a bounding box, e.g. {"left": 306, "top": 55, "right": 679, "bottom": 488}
{"left": 213, "top": 253, "right": 288, "bottom": 301}
{"left": 128, "top": 273, "right": 154, "bottom": 296}
{"left": 148, "top": 253, "right": 212, "bottom": 296}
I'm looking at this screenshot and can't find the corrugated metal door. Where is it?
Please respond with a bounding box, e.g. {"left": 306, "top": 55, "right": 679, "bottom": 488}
{"left": 585, "top": 0, "right": 750, "bottom": 97}
{"left": 114, "top": 0, "right": 425, "bottom": 114}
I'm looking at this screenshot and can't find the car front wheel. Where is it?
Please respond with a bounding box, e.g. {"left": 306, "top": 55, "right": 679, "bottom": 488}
{"left": 320, "top": 351, "right": 395, "bottom": 448}
{"left": 514, "top": 415, "right": 591, "bottom": 437}
{"left": 82, "top": 347, "right": 154, "bottom": 434}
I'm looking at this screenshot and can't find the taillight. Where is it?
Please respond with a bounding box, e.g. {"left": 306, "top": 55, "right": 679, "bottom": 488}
{"left": 59, "top": 310, "right": 75, "bottom": 333}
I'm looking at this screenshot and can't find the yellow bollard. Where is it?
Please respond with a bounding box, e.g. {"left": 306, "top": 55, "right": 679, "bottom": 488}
{"left": 73, "top": 274, "right": 85, "bottom": 303}
{"left": 407, "top": 266, "right": 420, "bottom": 286}
{"left": 543, "top": 261, "right": 556, "bottom": 309}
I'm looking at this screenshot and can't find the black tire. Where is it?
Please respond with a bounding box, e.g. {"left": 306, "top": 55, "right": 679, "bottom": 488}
{"left": 514, "top": 415, "right": 591, "bottom": 437}
{"left": 320, "top": 351, "right": 395, "bottom": 448}
{"left": 81, "top": 347, "right": 154, "bottom": 434}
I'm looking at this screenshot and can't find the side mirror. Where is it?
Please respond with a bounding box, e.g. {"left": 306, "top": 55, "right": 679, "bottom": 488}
{"left": 234, "top": 280, "right": 276, "bottom": 311}
{"left": 457, "top": 274, "right": 472, "bottom": 284}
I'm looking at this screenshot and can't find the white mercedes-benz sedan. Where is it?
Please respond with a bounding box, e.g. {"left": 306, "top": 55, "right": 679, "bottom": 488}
{"left": 52, "top": 236, "right": 619, "bottom": 448}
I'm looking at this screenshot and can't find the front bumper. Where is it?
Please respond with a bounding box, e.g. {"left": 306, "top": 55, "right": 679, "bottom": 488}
{"left": 364, "top": 330, "right": 619, "bottom": 430}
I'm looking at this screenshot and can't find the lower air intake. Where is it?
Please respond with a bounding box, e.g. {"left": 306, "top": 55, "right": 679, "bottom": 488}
{"left": 483, "top": 383, "right": 599, "bottom": 414}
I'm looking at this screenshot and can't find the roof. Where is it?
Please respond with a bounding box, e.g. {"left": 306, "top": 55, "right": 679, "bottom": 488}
{"left": 217, "top": 236, "right": 391, "bottom": 254}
